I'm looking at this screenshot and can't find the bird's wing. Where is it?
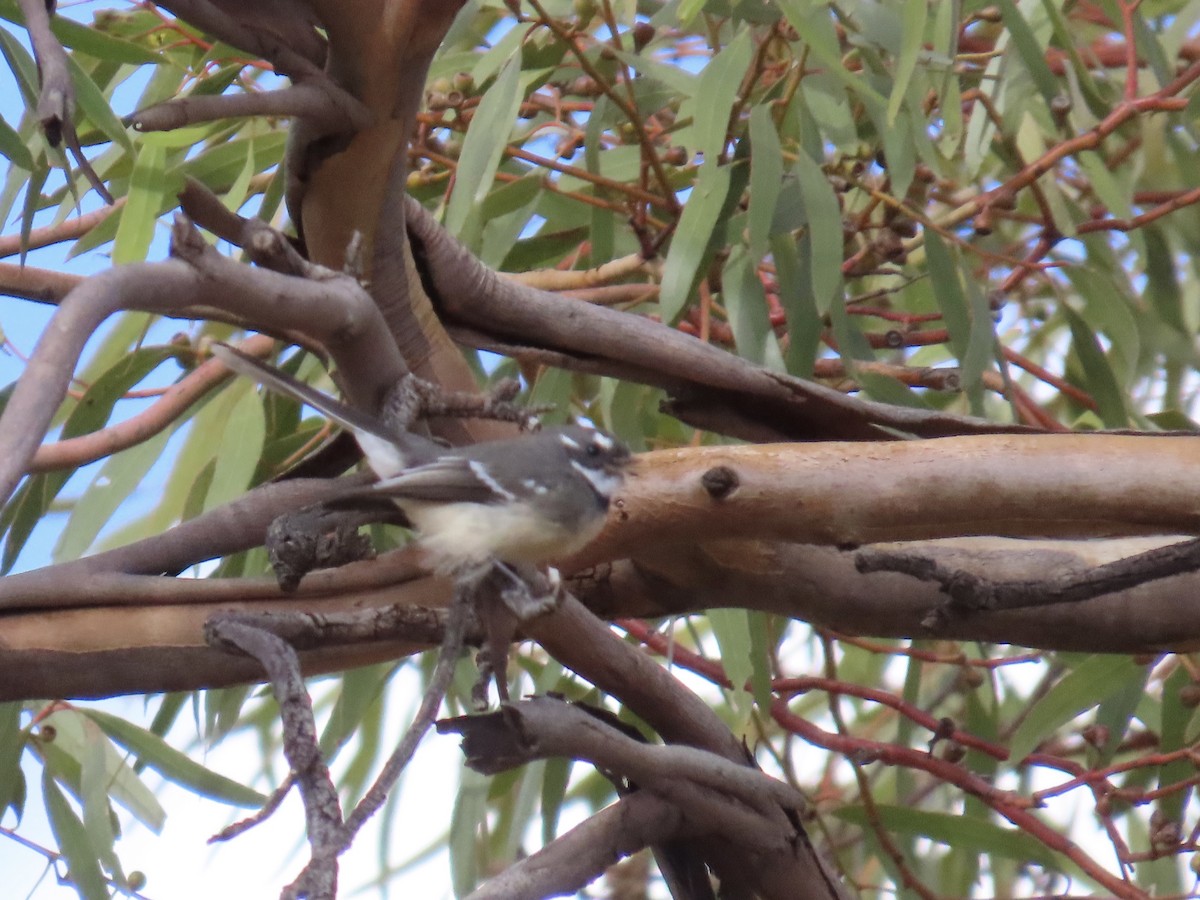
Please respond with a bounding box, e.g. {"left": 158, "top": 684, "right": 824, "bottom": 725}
{"left": 372, "top": 457, "right": 515, "bottom": 505}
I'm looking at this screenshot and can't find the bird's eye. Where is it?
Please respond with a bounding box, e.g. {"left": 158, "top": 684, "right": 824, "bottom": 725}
{"left": 587, "top": 442, "right": 601, "bottom": 456}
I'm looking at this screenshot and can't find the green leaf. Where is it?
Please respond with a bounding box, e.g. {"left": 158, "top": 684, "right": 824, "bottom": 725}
{"left": 1159, "top": 666, "right": 1195, "bottom": 822}
{"left": 52, "top": 13, "right": 164, "bottom": 66}
{"left": 771, "top": 232, "right": 821, "bottom": 375}
{"left": 42, "top": 771, "right": 109, "bottom": 900}
{"left": 0, "top": 1, "right": 162, "bottom": 64}
{"left": 318, "top": 663, "right": 394, "bottom": 760}
{"left": 708, "top": 607, "right": 754, "bottom": 724}
{"left": 78, "top": 718, "right": 120, "bottom": 879}
{"left": 0, "top": 24, "right": 40, "bottom": 109}
{"left": 792, "top": 150, "right": 843, "bottom": 315}
{"left": 1092, "top": 664, "right": 1149, "bottom": 767}
{"left": 659, "top": 161, "right": 732, "bottom": 321}
{"left": 613, "top": 48, "right": 698, "bottom": 96}
{"left": 65, "top": 52, "right": 134, "bottom": 152}
{"left": 746, "top": 610, "right": 774, "bottom": 714}
{"left": 678, "top": 0, "right": 706, "bottom": 26}
{"left": 81, "top": 709, "right": 265, "bottom": 808}
{"left": 203, "top": 380, "right": 266, "bottom": 509}
{"left": 776, "top": 1, "right": 886, "bottom": 113}
{"left": 0, "top": 701, "right": 25, "bottom": 817}
{"left": 53, "top": 427, "right": 173, "bottom": 562}
{"left": 0, "top": 111, "right": 33, "bottom": 171}
{"left": 692, "top": 29, "right": 751, "bottom": 163}
{"left": 1, "top": 346, "right": 175, "bottom": 571}
{"left": 925, "top": 229, "right": 969, "bottom": 366}
{"left": 18, "top": 161, "right": 49, "bottom": 266}
{"left": 724, "top": 247, "right": 784, "bottom": 370}
{"left": 113, "top": 139, "right": 166, "bottom": 263}
{"left": 450, "top": 767, "right": 489, "bottom": 896}
{"left": 993, "top": 0, "right": 1059, "bottom": 105}
{"left": 39, "top": 709, "right": 166, "bottom": 832}
{"left": 445, "top": 52, "right": 522, "bottom": 245}
{"left": 886, "top": 0, "right": 928, "bottom": 126}
{"left": 1008, "top": 655, "right": 1145, "bottom": 764}
{"left": 835, "top": 803, "right": 1056, "bottom": 867}
{"left": 1062, "top": 304, "right": 1128, "bottom": 427}
{"left": 540, "top": 756, "right": 571, "bottom": 846}
{"left": 747, "top": 105, "right": 782, "bottom": 260}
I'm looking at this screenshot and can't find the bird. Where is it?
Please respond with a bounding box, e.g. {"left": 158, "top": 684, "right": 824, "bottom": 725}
{"left": 210, "top": 343, "right": 631, "bottom": 574}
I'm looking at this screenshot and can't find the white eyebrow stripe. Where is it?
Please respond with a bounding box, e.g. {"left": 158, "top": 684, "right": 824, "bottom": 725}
{"left": 572, "top": 459, "right": 622, "bottom": 497}
{"left": 469, "top": 459, "right": 516, "bottom": 500}
{"left": 559, "top": 433, "right": 582, "bottom": 450}
{"left": 590, "top": 431, "right": 614, "bottom": 451}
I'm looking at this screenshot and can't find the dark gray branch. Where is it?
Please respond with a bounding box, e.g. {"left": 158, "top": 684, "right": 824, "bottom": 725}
{"left": 205, "top": 616, "right": 343, "bottom": 900}
{"left": 857, "top": 536, "right": 1200, "bottom": 629}
{"left": 406, "top": 197, "right": 1038, "bottom": 443}
{"left": 0, "top": 214, "right": 406, "bottom": 507}
{"left": 16, "top": 0, "right": 112, "bottom": 203}
{"left": 130, "top": 82, "right": 371, "bottom": 135}
{"left": 523, "top": 595, "right": 846, "bottom": 900}
{"left": 155, "top": 0, "right": 327, "bottom": 79}
{"left": 465, "top": 792, "right": 693, "bottom": 900}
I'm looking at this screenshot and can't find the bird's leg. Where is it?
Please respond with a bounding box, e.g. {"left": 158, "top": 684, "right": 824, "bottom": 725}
{"left": 462, "top": 562, "right": 564, "bottom": 708}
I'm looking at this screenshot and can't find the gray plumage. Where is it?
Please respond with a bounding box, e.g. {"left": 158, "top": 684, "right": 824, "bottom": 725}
{"left": 212, "top": 342, "right": 631, "bottom": 571}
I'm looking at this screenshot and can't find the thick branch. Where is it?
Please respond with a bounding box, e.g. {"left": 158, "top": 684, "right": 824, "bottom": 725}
{"left": 524, "top": 597, "right": 845, "bottom": 900}
{"left": 406, "top": 197, "right": 1038, "bottom": 443}
{"left": 155, "top": 0, "right": 327, "bottom": 79}
{"left": 10, "top": 535, "right": 1200, "bottom": 701}
{"left": 0, "top": 215, "right": 406, "bottom": 507}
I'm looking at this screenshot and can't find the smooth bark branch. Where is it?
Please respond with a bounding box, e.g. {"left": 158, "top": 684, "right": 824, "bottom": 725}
{"left": 130, "top": 82, "right": 370, "bottom": 134}
{"left": 28, "top": 335, "right": 275, "bottom": 473}
{"left": 524, "top": 597, "right": 844, "bottom": 900}
{"left": 464, "top": 792, "right": 694, "bottom": 900}
{"left": 0, "top": 202, "right": 121, "bottom": 259}
{"left": 156, "top": 0, "right": 327, "bottom": 79}
{"left": 573, "top": 435, "right": 1200, "bottom": 567}
{"left": 0, "top": 474, "right": 374, "bottom": 606}
{"left": 858, "top": 537, "right": 1200, "bottom": 626}
{"left": 0, "top": 261, "right": 82, "bottom": 302}
{"left": 10, "top": 535, "right": 1200, "bottom": 701}
{"left": 443, "top": 696, "right": 815, "bottom": 897}
{"left": 405, "top": 197, "right": 1038, "bottom": 442}
{"left": 293, "top": 0, "right": 483, "bottom": 437}
{"left": 7, "top": 435, "right": 1200, "bottom": 698}
{"left": 0, "top": 215, "right": 406, "bottom": 507}
{"left": 443, "top": 696, "right": 804, "bottom": 824}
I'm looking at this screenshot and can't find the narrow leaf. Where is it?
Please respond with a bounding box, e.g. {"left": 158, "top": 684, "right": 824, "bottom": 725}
{"left": 659, "top": 161, "right": 732, "bottom": 321}
{"left": 792, "top": 150, "right": 843, "bottom": 314}
{"left": 42, "top": 771, "right": 109, "bottom": 900}
{"left": 65, "top": 53, "right": 134, "bottom": 152}
{"left": 0, "top": 112, "right": 33, "bottom": 171}
{"left": 835, "top": 804, "right": 1056, "bottom": 867}
{"left": 444, "top": 53, "right": 522, "bottom": 245}
{"left": 692, "top": 29, "right": 751, "bottom": 163}
{"left": 1009, "top": 655, "right": 1144, "bottom": 764}
{"left": 747, "top": 105, "right": 782, "bottom": 260}
{"left": 1062, "top": 305, "right": 1128, "bottom": 427}
{"left": 113, "top": 140, "right": 166, "bottom": 263}
{"left": 82, "top": 709, "right": 265, "bottom": 808}
{"left": 886, "top": 0, "right": 928, "bottom": 125}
